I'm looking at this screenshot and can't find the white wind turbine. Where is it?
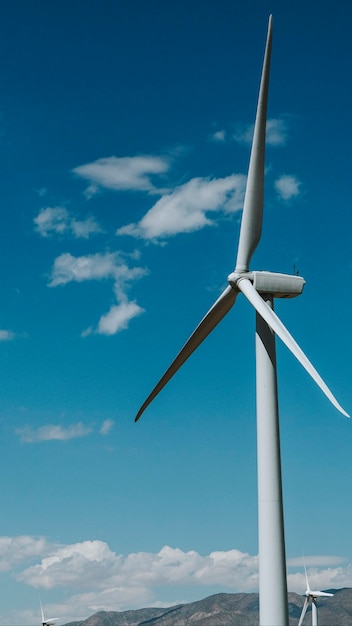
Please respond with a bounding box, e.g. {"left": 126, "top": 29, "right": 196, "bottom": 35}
{"left": 134, "top": 15, "right": 349, "bottom": 626}
{"left": 298, "top": 561, "right": 334, "bottom": 626}
{"left": 40, "top": 600, "right": 58, "bottom": 626}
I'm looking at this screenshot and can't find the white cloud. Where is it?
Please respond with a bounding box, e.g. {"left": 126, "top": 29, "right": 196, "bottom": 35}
{"left": 70, "top": 216, "right": 103, "bottom": 238}
{"left": 0, "top": 536, "right": 52, "bottom": 572}
{"left": 234, "top": 117, "right": 288, "bottom": 146}
{"left": 72, "top": 155, "right": 170, "bottom": 194}
{"left": 117, "top": 175, "right": 246, "bottom": 240}
{"left": 83, "top": 298, "right": 145, "bottom": 336}
{"left": 17, "top": 542, "right": 258, "bottom": 593}
{"left": 4, "top": 537, "right": 352, "bottom": 624}
{"left": 97, "top": 301, "right": 145, "bottom": 335}
{"left": 34, "top": 207, "right": 68, "bottom": 236}
{"left": 34, "top": 207, "right": 103, "bottom": 239}
{"left": 287, "top": 564, "right": 352, "bottom": 594}
{"left": 275, "top": 174, "right": 301, "bottom": 200}
{"left": 99, "top": 419, "right": 114, "bottom": 435}
{"left": 17, "top": 540, "right": 116, "bottom": 590}
{"left": 16, "top": 422, "right": 92, "bottom": 443}
{"left": 233, "top": 124, "right": 254, "bottom": 145}
{"left": 48, "top": 252, "right": 147, "bottom": 288}
{"left": 0, "top": 329, "right": 15, "bottom": 341}
{"left": 48, "top": 252, "right": 147, "bottom": 335}
{"left": 48, "top": 252, "right": 119, "bottom": 287}
{"left": 287, "top": 555, "right": 347, "bottom": 568}
{"left": 211, "top": 130, "right": 226, "bottom": 142}
{"left": 266, "top": 118, "right": 289, "bottom": 146}
{"left": 15, "top": 541, "right": 352, "bottom": 607}
{"left": 84, "top": 184, "right": 100, "bottom": 199}
{"left": 193, "top": 549, "right": 258, "bottom": 588}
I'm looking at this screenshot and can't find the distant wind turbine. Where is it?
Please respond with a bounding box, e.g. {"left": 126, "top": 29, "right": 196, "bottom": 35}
{"left": 134, "top": 15, "right": 349, "bottom": 626}
{"left": 40, "top": 600, "right": 58, "bottom": 626}
{"left": 298, "top": 560, "right": 334, "bottom": 626}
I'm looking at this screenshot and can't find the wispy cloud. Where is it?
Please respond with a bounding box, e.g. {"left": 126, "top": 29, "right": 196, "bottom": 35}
{"left": 48, "top": 251, "right": 147, "bottom": 335}
{"left": 72, "top": 155, "right": 170, "bottom": 195}
{"left": 211, "top": 129, "right": 226, "bottom": 142}
{"left": 94, "top": 300, "right": 144, "bottom": 336}
{"left": 234, "top": 117, "right": 288, "bottom": 146}
{"left": 275, "top": 174, "right": 301, "bottom": 200}
{"left": 99, "top": 419, "right": 114, "bottom": 435}
{"left": 48, "top": 251, "right": 147, "bottom": 288}
{"left": 34, "top": 207, "right": 68, "bottom": 236}
{"left": 16, "top": 422, "right": 92, "bottom": 443}
{"left": 34, "top": 207, "right": 103, "bottom": 239}
{"left": 9, "top": 537, "right": 352, "bottom": 621}
{"left": 0, "top": 536, "right": 53, "bottom": 572}
{"left": 70, "top": 216, "right": 103, "bottom": 238}
{"left": 287, "top": 555, "right": 347, "bottom": 568}
{"left": 0, "top": 329, "right": 15, "bottom": 341}
{"left": 266, "top": 118, "right": 289, "bottom": 146}
{"left": 49, "top": 251, "right": 119, "bottom": 287}
{"left": 117, "top": 174, "right": 246, "bottom": 240}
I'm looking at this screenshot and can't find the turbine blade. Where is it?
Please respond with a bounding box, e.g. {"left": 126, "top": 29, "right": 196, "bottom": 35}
{"left": 312, "top": 590, "right": 334, "bottom": 598}
{"left": 235, "top": 15, "right": 273, "bottom": 273}
{"left": 40, "top": 600, "right": 45, "bottom": 623}
{"left": 298, "top": 597, "right": 309, "bottom": 626}
{"left": 135, "top": 285, "right": 237, "bottom": 421}
{"left": 237, "top": 278, "right": 350, "bottom": 417}
{"left": 303, "top": 557, "right": 311, "bottom": 594}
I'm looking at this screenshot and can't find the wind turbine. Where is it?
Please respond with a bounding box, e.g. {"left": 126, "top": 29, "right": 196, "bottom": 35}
{"left": 298, "top": 561, "right": 334, "bottom": 626}
{"left": 40, "top": 600, "right": 58, "bottom": 626}
{"left": 134, "top": 15, "right": 349, "bottom": 626}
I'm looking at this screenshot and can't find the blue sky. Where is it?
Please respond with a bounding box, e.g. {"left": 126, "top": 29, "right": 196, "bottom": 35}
{"left": 0, "top": 0, "right": 352, "bottom": 622}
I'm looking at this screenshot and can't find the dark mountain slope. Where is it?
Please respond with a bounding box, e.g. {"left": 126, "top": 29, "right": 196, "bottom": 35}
{"left": 65, "top": 588, "right": 352, "bottom": 626}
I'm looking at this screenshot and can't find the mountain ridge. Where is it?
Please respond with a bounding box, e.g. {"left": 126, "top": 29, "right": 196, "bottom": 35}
{"left": 64, "top": 588, "right": 352, "bottom": 626}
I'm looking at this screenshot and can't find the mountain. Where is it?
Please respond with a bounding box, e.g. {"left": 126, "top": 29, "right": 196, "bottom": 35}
{"left": 64, "top": 588, "right": 352, "bottom": 626}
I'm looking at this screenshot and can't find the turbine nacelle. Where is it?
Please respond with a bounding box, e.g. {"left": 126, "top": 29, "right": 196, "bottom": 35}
{"left": 227, "top": 270, "right": 305, "bottom": 299}
{"left": 305, "top": 589, "right": 334, "bottom": 599}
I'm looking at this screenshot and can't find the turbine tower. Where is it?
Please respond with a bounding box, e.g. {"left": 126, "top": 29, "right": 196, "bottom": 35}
{"left": 298, "top": 561, "right": 334, "bottom": 626}
{"left": 134, "top": 15, "right": 349, "bottom": 626}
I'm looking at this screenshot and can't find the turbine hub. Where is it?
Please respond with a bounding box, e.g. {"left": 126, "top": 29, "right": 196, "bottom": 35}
{"left": 227, "top": 270, "right": 251, "bottom": 289}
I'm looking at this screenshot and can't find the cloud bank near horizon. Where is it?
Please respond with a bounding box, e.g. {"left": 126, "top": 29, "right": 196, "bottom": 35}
{"left": 2, "top": 536, "right": 350, "bottom": 623}
{"left": 15, "top": 419, "right": 114, "bottom": 443}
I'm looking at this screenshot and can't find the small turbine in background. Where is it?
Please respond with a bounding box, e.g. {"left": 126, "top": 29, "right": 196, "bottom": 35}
{"left": 298, "top": 561, "right": 334, "bottom": 626}
{"left": 40, "top": 600, "right": 58, "bottom": 626}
